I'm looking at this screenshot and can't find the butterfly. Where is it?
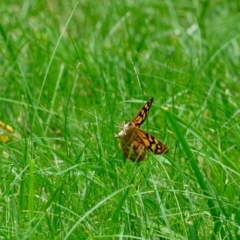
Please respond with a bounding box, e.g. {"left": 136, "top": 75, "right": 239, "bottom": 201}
{"left": 115, "top": 97, "right": 168, "bottom": 161}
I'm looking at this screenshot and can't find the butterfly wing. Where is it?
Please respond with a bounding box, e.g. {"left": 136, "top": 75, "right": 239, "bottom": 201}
{"left": 130, "top": 97, "right": 153, "bottom": 127}
{"left": 132, "top": 127, "right": 168, "bottom": 155}
{"left": 119, "top": 133, "right": 147, "bottom": 161}
{"left": 119, "top": 127, "right": 147, "bottom": 161}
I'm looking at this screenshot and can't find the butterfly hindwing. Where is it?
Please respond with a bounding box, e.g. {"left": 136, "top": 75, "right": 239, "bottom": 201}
{"left": 119, "top": 130, "right": 147, "bottom": 161}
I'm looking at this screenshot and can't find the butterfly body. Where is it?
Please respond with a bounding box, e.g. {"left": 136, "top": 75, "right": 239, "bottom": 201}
{"left": 115, "top": 98, "right": 168, "bottom": 162}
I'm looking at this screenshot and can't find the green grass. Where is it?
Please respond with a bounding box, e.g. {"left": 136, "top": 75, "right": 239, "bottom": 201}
{"left": 1, "top": 0, "right": 240, "bottom": 239}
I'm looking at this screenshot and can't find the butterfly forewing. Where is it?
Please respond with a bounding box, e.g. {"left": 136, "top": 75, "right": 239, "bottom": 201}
{"left": 131, "top": 97, "right": 153, "bottom": 127}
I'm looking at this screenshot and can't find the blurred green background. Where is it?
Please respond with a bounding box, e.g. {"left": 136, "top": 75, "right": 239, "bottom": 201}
{"left": 0, "top": 0, "right": 240, "bottom": 239}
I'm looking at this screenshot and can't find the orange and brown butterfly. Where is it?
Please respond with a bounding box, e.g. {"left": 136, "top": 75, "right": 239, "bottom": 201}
{"left": 115, "top": 97, "right": 168, "bottom": 161}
